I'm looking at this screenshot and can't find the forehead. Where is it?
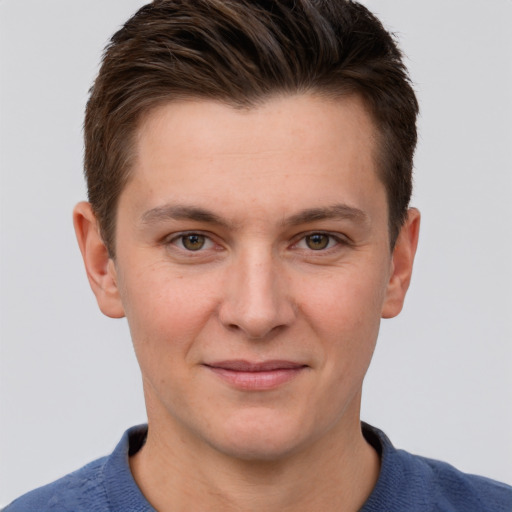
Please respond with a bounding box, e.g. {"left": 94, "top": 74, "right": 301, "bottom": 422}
{"left": 123, "top": 94, "right": 386, "bottom": 229}
{"left": 138, "top": 93, "right": 378, "bottom": 151}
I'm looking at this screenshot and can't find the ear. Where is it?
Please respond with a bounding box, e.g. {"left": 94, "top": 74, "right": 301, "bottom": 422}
{"left": 381, "top": 208, "right": 421, "bottom": 319}
{"left": 73, "top": 201, "right": 125, "bottom": 318}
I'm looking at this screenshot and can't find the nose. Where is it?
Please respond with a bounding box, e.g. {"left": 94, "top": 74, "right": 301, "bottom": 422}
{"left": 218, "top": 248, "right": 296, "bottom": 340}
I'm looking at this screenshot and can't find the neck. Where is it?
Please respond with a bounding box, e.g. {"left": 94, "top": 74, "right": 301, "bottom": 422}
{"left": 130, "top": 399, "right": 380, "bottom": 512}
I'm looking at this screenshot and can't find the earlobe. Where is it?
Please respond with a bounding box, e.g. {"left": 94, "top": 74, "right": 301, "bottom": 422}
{"left": 381, "top": 208, "right": 421, "bottom": 319}
{"left": 73, "top": 201, "right": 125, "bottom": 319}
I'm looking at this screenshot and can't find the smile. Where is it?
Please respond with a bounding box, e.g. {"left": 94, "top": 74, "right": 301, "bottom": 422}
{"left": 203, "top": 360, "right": 308, "bottom": 390}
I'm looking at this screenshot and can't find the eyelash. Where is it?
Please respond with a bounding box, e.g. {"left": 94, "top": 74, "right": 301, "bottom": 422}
{"left": 293, "top": 232, "right": 347, "bottom": 252}
{"left": 165, "top": 231, "right": 348, "bottom": 254}
{"left": 167, "top": 232, "right": 217, "bottom": 252}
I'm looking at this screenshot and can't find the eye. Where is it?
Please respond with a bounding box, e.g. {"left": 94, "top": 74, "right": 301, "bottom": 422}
{"left": 305, "top": 233, "right": 330, "bottom": 250}
{"left": 295, "top": 233, "right": 342, "bottom": 251}
{"left": 173, "top": 233, "right": 214, "bottom": 251}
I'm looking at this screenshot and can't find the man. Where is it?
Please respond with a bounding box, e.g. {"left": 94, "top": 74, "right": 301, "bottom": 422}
{"left": 4, "top": 1, "right": 511, "bottom": 510}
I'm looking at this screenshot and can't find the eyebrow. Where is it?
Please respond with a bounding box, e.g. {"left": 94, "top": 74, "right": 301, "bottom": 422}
{"left": 140, "top": 203, "right": 369, "bottom": 228}
{"left": 283, "top": 204, "right": 369, "bottom": 227}
{"left": 140, "top": 205, "right": 231, "bottom": 227}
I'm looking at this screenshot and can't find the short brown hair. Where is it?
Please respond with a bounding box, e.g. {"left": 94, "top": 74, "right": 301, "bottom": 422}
{"left": 85, "top": 0, "right": 418, "bottom": 256}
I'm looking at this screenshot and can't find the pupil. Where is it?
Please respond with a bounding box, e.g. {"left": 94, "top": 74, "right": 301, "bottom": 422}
{"left": 183, "top": 234, "right": 205, "bottom": 250}
{"left": 307, "top": 234, "right": 328, "bottom": 250}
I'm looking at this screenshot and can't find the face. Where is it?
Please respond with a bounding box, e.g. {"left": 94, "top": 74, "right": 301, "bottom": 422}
{"left": 84, "top": 94, "right": 416, "bottom": 461}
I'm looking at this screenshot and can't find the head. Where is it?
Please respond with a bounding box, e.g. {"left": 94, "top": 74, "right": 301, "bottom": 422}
{"left": 75, "top": 0, "right": 421, "bottom": 465}
{"left": 84, "top": 0, "right": 418, "bottom": 258}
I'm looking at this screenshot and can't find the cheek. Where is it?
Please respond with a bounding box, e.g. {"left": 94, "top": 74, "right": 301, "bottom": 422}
{"left": 119, "top": 265, "right": 221, "bottom": 356}
{"left": 296, "top": 265, "right": 388, "bottom": 376}
{"left": 298, "top": 264, "right": 388, "bottom": 333}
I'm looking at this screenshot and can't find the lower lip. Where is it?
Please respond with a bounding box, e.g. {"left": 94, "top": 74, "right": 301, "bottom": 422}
{"left": 205, "top": 366, "right": 306, "bottom": 390}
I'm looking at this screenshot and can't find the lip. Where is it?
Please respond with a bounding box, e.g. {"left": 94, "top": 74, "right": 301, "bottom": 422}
{"left": 204, "top": 360, "right": 308, "bottom": 390}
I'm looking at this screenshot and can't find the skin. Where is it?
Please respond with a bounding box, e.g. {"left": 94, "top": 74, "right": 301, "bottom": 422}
{"left": 74, "top": 93, "right": 420, "bottom": 511}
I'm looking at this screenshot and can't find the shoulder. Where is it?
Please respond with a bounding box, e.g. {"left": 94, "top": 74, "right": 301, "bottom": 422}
{"left": 2, "top": 456, "right": 109, "bottom": 512}
{"left": 399, "top": 449, "right": 512, "bottom": 511}
{"left": 362, "top": 423, "right": 512, "bottom": 512}
{"left": 3, "top": 425, "right": 150, "bottom": 512}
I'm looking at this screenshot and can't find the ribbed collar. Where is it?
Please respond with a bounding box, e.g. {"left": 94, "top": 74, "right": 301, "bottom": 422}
{"left": 103, "top": 423, "right": 398, "bottom": 511}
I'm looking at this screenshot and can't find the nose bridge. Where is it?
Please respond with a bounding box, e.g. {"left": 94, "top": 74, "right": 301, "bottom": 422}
{"left": 220, "top": 242, "right": 293, "bottom": 339}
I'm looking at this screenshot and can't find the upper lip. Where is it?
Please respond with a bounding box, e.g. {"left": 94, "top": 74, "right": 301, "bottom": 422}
{"left": 205, "top": 360, "right": 307, "bottom": 372}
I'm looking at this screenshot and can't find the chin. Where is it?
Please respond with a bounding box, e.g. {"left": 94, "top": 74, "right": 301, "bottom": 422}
{"left": 205, "top": 410, "right": 315, "bottom": 462}
{"left": 215, "top": 436, "right": 303, "bottom": 462}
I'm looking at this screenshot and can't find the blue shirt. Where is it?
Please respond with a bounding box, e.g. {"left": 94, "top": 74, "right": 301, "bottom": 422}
{"left": 4, "top": 424, "right": 512, "bottom": 511}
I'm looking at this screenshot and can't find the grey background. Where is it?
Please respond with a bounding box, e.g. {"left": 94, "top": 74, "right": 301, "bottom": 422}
{"left": 1, "top": 0, "right": 511, "bottom": 505}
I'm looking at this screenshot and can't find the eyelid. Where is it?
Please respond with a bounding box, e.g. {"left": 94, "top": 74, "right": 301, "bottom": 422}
{"left": 161, "top": 230, "right": 350, "bottom": 252}
{"left": 292, "top": 231, "right": 350, "bottom": 250}
{"left": 165, "top": 231, "right": 218, "bottom": 251}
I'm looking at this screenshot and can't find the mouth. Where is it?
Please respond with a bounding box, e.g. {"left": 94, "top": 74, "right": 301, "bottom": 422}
{"left": 203, "top": 360, "right": 308, "bottom": 390}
